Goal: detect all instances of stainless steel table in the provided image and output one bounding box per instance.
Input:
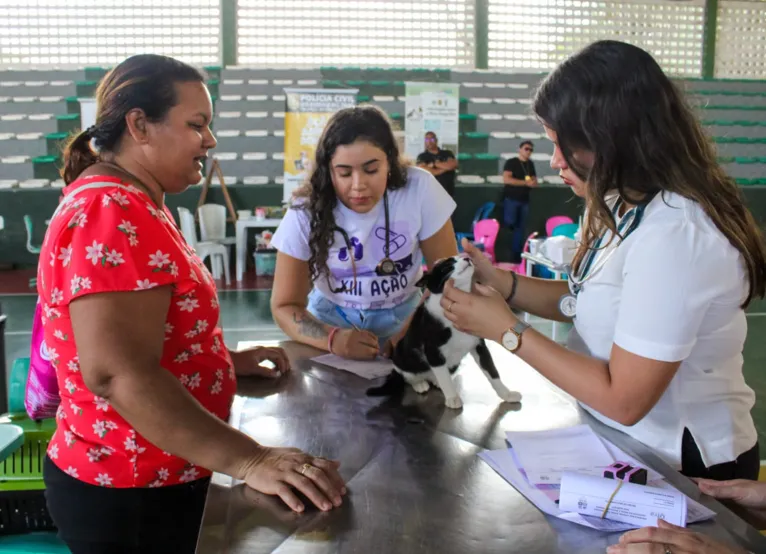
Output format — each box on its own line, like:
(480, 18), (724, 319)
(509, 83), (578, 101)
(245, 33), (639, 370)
(197, 340), (766, 553)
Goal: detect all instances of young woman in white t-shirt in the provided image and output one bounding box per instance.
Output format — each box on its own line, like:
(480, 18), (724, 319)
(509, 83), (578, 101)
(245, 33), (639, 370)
(441, 40), (766, 482)
(271, 106), (458, 359)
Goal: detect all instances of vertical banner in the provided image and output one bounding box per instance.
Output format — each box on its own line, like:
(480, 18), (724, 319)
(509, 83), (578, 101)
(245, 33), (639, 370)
(283, 88), (358, 203)
(404, 82), (460, 161)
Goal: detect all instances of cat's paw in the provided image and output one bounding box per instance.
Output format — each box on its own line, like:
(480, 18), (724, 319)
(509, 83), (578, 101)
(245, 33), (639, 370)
(412, 381), (430, 394)
(445, 396), (463, 410)
(496, 388), (522, 404)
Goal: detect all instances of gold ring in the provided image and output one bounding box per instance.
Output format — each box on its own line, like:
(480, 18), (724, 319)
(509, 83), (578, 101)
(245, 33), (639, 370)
(663, 546), (673, 554)
(299, 463), (312, 476)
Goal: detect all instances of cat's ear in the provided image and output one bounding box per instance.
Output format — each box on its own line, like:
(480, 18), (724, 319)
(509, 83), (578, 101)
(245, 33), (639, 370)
(415, 272), (430, 289)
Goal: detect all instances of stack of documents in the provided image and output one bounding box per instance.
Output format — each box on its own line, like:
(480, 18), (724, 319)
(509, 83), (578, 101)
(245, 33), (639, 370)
(479, 425), (715, 532)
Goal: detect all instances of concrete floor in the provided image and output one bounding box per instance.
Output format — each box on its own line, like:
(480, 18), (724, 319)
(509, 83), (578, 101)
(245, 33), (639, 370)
(2, 290), (766, 455)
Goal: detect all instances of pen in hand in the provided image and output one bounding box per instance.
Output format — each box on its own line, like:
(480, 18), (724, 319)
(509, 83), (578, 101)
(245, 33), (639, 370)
(334, 306), (361, 332)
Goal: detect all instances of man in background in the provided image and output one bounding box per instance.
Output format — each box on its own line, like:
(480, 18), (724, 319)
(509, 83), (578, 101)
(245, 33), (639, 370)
(417, 131), (457, 198)
(502, 140), (537, 263)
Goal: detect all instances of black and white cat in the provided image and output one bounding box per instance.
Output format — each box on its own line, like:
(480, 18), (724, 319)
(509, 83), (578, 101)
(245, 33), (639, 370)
(367, 255), (522, 409)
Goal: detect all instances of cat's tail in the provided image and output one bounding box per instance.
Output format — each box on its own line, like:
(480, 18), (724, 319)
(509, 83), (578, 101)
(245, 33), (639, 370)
(366, 370), (406, 397)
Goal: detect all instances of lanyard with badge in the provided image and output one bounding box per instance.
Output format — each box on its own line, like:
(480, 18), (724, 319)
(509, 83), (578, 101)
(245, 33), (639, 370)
(558, 198), (646, 318)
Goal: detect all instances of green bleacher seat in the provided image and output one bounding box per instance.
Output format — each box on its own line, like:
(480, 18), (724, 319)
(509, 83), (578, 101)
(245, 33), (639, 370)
(706, 105), (766, 111)
(357, 95), (371, 102)
(457, 153), (473, 161)
(474, 153), (500, 161)
(459, 114), (477, 120)
(463, 132), (489, 139)
(346, 80), (365, 87)
(369, 81), (390, 87)
(322, 80), (343, 87)
(32, 155), (56, 164)
(735, 157), (759, 163)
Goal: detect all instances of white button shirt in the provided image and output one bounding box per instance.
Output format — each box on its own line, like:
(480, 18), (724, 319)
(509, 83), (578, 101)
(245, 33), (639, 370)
(567, 191), (757, 468)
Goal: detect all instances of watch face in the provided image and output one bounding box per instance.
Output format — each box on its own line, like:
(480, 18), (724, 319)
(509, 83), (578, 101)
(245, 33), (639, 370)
(502, 330), (520, 352)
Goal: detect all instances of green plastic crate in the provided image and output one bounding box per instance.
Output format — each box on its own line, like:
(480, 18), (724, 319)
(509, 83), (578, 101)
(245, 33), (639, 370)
(0, 532), (70, 552)
(0, 415), (57, 535)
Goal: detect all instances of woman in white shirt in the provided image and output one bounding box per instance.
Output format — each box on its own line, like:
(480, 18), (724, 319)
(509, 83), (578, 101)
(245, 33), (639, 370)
(271, 105), (458, 359)
(442, 40), (766, 481)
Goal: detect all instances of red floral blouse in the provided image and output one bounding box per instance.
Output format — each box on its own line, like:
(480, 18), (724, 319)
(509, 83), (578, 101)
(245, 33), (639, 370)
(37, 176), (236, 488)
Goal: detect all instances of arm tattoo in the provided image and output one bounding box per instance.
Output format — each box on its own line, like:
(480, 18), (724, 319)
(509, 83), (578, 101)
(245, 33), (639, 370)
(292, 311), (328, 339)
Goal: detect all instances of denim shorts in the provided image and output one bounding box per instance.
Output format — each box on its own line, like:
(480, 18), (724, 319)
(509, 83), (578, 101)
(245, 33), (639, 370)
(307, 289), (421, 348)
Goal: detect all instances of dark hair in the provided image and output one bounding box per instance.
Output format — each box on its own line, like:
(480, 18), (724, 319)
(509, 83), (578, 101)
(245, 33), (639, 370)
(520, 140), (534, 149)
(293, 105), (410, 282)
(533, 40), (766, 307)
(61, 54), (206, 184)
(425, 131), (437, 139)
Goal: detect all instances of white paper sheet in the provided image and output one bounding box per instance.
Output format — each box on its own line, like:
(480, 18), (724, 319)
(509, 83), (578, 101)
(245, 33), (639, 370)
(505, 425), (615, 485)
(310, 353), (394, 380)
(559, 472), (687, 528)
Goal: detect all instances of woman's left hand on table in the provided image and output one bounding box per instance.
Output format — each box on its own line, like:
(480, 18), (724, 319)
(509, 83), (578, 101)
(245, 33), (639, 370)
(440, 280), (517, 342)
(231, 346), (291, 379)
(608, 520), (748, 554)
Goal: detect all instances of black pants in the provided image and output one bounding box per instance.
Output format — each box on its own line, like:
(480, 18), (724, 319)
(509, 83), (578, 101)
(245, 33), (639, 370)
(43, 456), (209, 554)
(680, 428), (760, 481)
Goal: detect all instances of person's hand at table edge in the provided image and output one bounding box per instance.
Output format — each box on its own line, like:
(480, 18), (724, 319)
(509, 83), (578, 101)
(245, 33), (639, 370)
(608, 520), (749, 554)
(230, 346), (290, 379)
(242, 446), (347, 513)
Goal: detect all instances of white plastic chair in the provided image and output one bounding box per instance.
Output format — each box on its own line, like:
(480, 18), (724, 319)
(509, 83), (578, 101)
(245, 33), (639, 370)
(177, 207), (231, 285)
(197, 204), (236, 246)
(197, 204), (236, 279)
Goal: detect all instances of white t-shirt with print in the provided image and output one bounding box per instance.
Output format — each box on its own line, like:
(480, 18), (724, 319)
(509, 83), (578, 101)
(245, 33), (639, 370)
(567, 191), (757, 468)
(271, 166), (456, 310)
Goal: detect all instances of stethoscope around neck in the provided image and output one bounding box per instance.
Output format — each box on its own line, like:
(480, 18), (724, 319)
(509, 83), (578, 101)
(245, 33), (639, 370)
(567, 198), (646, 295)
(329, 190), (397, 294)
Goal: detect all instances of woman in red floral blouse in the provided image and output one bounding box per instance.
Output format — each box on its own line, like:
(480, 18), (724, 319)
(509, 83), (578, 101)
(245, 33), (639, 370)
(39, 54), (345, 554)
